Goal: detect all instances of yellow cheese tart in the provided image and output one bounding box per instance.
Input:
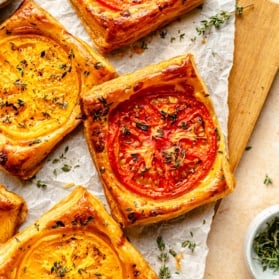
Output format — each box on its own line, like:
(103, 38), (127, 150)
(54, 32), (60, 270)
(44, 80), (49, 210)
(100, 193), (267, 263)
(0, 184), (27, 243)
(0, 0), (117, 179)
(0, 186), (158, 278)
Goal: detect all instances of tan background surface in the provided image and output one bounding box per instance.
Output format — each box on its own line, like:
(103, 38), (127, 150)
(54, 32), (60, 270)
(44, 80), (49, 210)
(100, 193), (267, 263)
(205, 0), (279, 277)
(205, 72), (279, 278)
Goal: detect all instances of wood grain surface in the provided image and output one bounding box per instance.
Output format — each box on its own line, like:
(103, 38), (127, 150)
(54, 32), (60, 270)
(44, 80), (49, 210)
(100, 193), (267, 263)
(228, 0), (279, 170)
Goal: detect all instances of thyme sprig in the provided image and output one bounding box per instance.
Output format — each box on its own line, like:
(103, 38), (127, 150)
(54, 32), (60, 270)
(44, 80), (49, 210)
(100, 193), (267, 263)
(264, 174), (273, 186)
(156, 236), (171, 279)
(253, 216), (279, 272)
(196, 4), (254, 39)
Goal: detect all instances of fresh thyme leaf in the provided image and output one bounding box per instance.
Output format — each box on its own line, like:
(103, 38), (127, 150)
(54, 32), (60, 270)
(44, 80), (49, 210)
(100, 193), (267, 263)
(182, 239), (196, 252)
(61, 164), (72, 172)
(245, 146), (252, 151)
(156, 236), (171, 279)
(159, 265), (171, 279)
(50, 261), (71, 277)
(157, 236), (166, 251)
(169, 249), (177, 257)
(264, 174), (273, 186)
(36, 180), (47, 189)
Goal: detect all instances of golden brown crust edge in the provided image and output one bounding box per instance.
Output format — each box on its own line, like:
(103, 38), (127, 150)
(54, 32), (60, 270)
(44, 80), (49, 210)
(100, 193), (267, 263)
(70, 0), (204, 53)
(0, 184), (27, 243)
(0, 186), (157, 278)
(81, 53), (235, 227)
(0, 0), (117, 179)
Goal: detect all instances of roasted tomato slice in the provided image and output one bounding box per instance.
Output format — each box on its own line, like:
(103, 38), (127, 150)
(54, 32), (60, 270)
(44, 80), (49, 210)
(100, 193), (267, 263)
(108, 89), (218, 200)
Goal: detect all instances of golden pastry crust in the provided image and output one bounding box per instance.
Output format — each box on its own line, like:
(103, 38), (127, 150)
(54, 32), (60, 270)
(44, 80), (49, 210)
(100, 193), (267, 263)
(81, 54), (235, 227)
(0, 184), (27, 243)
(0, 186), (158, 278)
(70, 0), (204, 53)
(0, 0), (117, 180)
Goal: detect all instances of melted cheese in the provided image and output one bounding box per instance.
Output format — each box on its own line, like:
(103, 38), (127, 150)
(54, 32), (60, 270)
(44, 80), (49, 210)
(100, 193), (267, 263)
(17, 231), (123, 278)
(0, 35), (79, 140)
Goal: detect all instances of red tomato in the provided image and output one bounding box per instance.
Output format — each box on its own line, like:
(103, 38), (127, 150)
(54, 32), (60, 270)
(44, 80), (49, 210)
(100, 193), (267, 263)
(108, 89), (217, 200)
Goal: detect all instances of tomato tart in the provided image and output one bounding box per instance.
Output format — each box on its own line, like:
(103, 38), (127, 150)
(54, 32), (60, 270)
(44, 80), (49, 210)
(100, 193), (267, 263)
(0, 184), (27, 243)
(69, 0), (204, 53)
(0, 0), (117, 180)
(81, 54), (235, 227)
(0, 186), (158, 278)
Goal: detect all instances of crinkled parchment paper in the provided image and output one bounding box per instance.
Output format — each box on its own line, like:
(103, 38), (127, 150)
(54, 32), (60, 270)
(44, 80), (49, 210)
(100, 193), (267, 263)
(0, 0), (235, 278)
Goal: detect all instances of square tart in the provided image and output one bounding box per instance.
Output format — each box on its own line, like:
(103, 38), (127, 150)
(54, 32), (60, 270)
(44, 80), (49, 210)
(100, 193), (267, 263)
(69, 0), (204, 53)
(0, 184), (27, 243)
(0, 186), (158, 278)
(81, 54), (235, 227)
(0, 0), (117, 180)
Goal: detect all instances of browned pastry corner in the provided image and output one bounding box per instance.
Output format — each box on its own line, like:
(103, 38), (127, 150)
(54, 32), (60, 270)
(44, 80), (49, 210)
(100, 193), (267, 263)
(0, 186), (158, 278)
(0, 0), (117, 180)
(70, 0), (204, 53)
(81, 53), (235, 227)
(0, 184), (27, 243)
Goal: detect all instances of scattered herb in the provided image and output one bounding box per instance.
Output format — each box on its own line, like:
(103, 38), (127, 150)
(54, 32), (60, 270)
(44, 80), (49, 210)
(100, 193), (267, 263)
(36, 180), (47, 189)
(156, 236), (171, 279)
(14, 79), (27, 91)
(159, 265), (171, 279)
(235, 3), (254, 16)
(94, 62), (103, 70)
(34, 222), (40, 231)
(52, 220), (65, 229)
(61, 164), (72, 172)
(140, 40), (148, 49)
(50, 261), (71, 277)
(78, 268), (87, 274)
(169, 249), (177, 257)
(159, 29), (168, 39)
(28, 139), (42, 146)
(245, 146), (252, 151)
(253, 216), (279, 272)
(136, 122), (149, 131)
(195, 4), (254, 40)
(182, 239), (196, 252)
(264, 175), (273, 186)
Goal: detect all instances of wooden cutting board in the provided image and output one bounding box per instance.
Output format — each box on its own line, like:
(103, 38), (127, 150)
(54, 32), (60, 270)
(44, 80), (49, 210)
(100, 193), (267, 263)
(228, 0), (279, 170)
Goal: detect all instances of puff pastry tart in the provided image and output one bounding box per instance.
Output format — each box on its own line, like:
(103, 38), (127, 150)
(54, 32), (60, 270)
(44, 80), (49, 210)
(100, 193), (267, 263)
(81, 54), (235, 227)
(0, 186), (157, 278)
(70, 0), (204, 53)
(0, 0), (117, 179)
(0, 184), (27, 243)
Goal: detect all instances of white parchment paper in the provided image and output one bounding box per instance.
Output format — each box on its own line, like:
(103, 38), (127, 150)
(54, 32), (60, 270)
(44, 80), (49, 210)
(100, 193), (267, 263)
(0, 0), (235, 278)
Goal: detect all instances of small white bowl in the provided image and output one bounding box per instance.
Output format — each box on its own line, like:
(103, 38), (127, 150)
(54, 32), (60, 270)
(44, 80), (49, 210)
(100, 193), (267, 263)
(244, 205), (279, 279)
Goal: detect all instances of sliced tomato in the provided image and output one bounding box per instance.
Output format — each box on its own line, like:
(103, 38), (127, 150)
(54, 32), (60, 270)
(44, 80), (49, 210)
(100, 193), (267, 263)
(108, 89), (218, 200)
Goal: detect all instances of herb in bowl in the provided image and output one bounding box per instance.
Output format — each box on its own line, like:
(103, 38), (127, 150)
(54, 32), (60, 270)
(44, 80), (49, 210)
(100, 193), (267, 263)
(253, 216), (279, 272)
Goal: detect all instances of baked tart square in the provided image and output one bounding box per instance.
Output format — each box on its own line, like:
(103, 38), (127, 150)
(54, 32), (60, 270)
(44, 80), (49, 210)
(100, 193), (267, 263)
(81, 53), (235, 227)
(69, 0), (204, 53)
(0, 0), (117, 179)
(0, 183), (27, 243)
(0, 186), (158, 278)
